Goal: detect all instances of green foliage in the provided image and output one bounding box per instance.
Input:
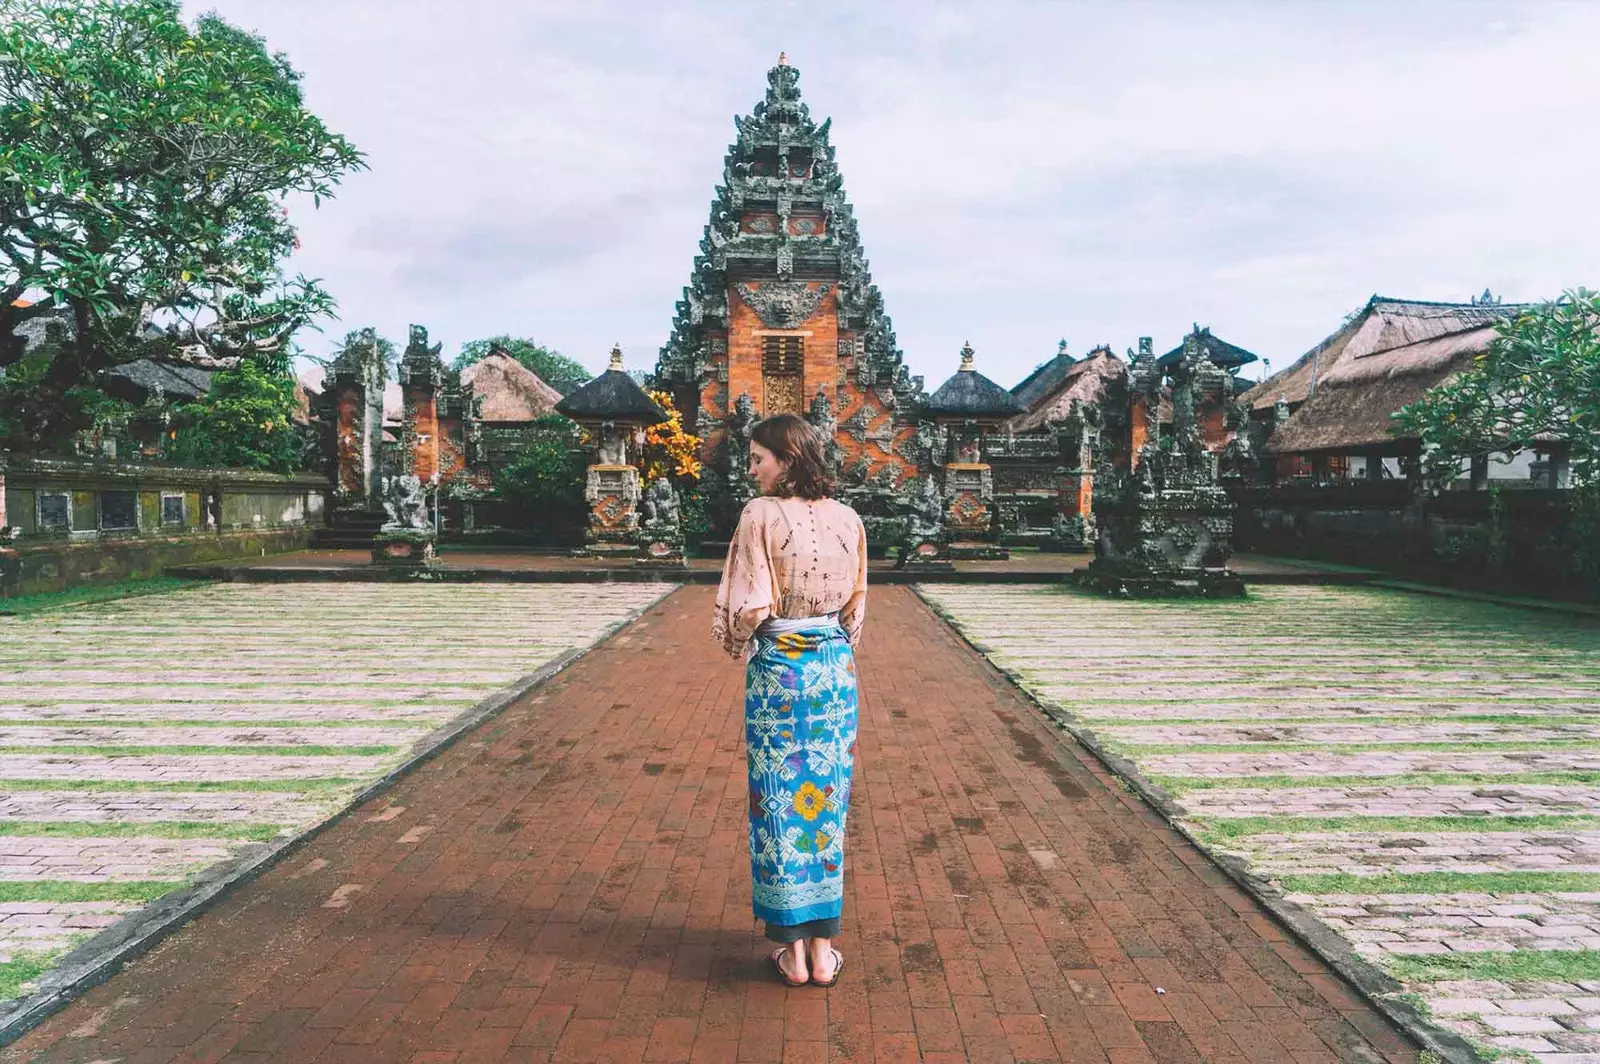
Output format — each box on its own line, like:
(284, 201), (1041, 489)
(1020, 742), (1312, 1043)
(0, 0), (364, 448)
(455, 336), (592, 395)
(168, 360), (302, 472)
(0, 575), (190, 616)
(495, 415), (585, 520)
(335, 328), (396, 367)
(1396, 288), (1600, 483)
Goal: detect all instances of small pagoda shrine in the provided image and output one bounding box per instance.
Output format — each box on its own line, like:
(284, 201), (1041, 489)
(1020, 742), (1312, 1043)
(556, 346), (668, 559)
(921, 343), (1025, 560)
(652, 55), (929, 548)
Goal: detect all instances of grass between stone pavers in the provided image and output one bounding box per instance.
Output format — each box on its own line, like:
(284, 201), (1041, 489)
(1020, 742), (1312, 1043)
(0, 882), (177, 903)
(0, 951), (59, 1003)
(0, 821), (283, 841)
(1150, 771), (1600, 793)
(1196, 814), (1600, 840)
(0, 744), (399, 757)
(1111, 739), (1600, 755)
(0, 577), (195, 618)
(0, 718), (442, 729)
(1384, 948), (1600, 984)
(1080, 714), (1600, 727)
(0, 778), (360, 793)
(1278, 871), (1600, 895)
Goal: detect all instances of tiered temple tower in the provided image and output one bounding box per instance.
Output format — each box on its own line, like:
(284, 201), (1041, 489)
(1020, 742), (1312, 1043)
(654, 56), (926, 537)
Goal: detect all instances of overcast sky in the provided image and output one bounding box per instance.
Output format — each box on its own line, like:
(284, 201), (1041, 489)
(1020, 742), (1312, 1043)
(196, 0), (1600, 390)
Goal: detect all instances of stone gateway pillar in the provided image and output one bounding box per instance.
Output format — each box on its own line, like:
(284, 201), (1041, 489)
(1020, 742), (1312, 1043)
(328, 328), (386, 507)
(398, 324), (444, 485)
(556, 346), (669, 560)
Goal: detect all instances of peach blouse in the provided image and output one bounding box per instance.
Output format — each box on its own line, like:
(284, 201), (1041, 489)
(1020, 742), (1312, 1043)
(712, 496), (869, 659)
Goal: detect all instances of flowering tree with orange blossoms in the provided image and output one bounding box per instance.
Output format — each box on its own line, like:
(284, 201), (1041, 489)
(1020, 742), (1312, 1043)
(641, 390), (701, 483)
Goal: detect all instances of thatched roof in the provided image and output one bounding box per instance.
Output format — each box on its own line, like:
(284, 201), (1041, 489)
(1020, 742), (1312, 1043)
(1254, 296), (1522, 454)
(1009, 348), (1127, 432)
(100, 359), (213, 402)
(461, 351), (562, 422)
(1243, 296), (1519, 414)
(1011, 341), (1077, 411)
(556, 347), (666, 423)
(1159, 326), (1259, 369)
(923, 344), (1025, 419)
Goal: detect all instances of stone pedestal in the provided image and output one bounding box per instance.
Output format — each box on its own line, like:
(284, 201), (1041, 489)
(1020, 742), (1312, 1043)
(371, 529), (437, 567)
(944, 462), (1008, 561)
(896, 537), (955, 573)
(1078, 448), (1244, 598)
(579, 463), (642, 559)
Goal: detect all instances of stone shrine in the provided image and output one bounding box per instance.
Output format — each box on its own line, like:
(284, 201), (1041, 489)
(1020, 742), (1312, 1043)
(921, 343), (1024, 559)
(1079, 334), (1244, 596)
(556, 346), (668, 559)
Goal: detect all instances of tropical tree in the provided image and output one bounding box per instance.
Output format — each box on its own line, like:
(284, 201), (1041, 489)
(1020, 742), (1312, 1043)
(1395, 288), (1600, 483)
(167, 360), (302, 472)
(454, 336), (592, 395)
(0, 0), (364, 448)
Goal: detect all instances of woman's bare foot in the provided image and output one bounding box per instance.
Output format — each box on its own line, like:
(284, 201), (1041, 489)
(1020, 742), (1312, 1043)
(774, 941), (808, 986)
(808, 937), (839, 985)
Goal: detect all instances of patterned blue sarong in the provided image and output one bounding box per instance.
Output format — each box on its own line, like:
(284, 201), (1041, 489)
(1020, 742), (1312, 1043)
(745, 620), (858, 929)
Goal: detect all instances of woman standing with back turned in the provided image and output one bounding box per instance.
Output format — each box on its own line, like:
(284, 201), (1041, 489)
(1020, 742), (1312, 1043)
(713, 413), (868, 988)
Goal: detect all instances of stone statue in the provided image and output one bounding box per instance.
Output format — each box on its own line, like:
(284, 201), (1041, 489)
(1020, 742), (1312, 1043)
(905, 476), (945, 543)
(380, 473), (430, 532)
(806, 389), (840, 473)
(641, 477), (681, 527)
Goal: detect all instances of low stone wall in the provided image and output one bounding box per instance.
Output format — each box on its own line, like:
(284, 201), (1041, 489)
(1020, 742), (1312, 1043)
(1228, 482), (1587, 598)
(0, 455), (329, 597)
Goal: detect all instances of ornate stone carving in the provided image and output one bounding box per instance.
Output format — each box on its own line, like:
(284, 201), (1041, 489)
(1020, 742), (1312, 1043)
(735, 282), (829, 328)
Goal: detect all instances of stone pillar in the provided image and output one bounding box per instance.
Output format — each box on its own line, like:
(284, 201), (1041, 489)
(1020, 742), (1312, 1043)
(398, 325), (444, 485)
(943, 435), (1006, 560)
(582, 429), (644, 558)
(1469, 453), (1489, 491)
(328, 328), (386, 507)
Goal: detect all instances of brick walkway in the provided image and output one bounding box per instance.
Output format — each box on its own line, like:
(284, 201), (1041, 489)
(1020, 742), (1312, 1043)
(5, 587), (1415, 1063)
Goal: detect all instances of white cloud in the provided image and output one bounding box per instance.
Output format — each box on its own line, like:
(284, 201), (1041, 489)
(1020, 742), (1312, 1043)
(197, 0), (1600, 387)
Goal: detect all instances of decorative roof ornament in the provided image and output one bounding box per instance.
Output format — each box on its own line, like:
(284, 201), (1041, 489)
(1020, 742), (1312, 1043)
(778, 51), (788, 66)
(609, 343), (624, 371)
(923, 342), (1025, 420)
(1471, 287), (1503, 306)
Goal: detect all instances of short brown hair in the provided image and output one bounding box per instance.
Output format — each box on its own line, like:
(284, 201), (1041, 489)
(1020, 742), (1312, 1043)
(750, 413), (833, 500)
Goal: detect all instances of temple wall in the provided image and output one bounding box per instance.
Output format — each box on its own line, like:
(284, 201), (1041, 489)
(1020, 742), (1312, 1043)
(1229, 482), (1591, 600)
(404, 385), (439, 482)
(0, 456), (326, 597)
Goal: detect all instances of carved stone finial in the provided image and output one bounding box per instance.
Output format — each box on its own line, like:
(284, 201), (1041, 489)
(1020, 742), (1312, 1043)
(1057, 338), (1069, 357)
(609, 344), (624, 371)
(778, 51), (788, 66)
(959, 341), (975, 372)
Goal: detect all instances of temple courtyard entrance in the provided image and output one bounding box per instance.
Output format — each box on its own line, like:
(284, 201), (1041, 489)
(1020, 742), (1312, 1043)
(1, 580), (1596, 1062)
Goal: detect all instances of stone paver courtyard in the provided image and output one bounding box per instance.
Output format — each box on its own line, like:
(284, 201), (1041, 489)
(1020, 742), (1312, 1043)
(5, 585), (1419, 1063)
(0, 583), (670, 1000)
(922, 584), (1600, 1063)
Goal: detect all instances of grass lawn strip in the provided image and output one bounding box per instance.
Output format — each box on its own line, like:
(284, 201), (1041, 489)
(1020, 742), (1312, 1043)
(1196, 815), (1600, 840)
(0, 822), (282, 841)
